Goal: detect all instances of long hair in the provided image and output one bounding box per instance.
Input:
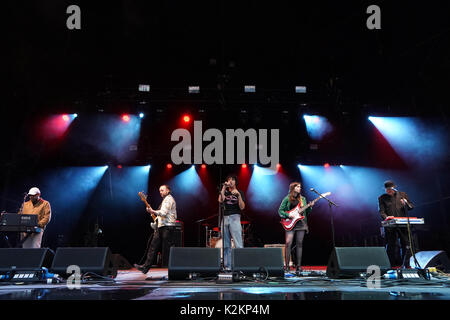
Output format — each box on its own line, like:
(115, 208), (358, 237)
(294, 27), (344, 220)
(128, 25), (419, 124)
(288, 182), (301, 204)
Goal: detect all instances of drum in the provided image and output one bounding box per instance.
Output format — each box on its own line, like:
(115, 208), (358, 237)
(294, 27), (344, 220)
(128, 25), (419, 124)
(209, 236), (221, 248)
(214, 237), (235, 251)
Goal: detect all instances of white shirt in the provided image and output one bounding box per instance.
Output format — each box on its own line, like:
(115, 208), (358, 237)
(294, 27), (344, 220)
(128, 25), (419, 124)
(154, 194), (177, 228)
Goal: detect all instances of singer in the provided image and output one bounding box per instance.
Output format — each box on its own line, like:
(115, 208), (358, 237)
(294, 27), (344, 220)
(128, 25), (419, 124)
(378, 180), (414, 267)
(18, 187), (52, 248)
(218, 174), (245, 270)
(278, 182), (314, 275)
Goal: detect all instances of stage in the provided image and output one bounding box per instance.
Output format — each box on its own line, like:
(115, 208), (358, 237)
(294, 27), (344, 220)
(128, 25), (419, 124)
(1, 267), (450, 301)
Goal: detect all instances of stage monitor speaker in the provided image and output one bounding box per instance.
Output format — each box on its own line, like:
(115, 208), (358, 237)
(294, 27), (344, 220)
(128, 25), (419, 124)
(232, 248), (284, 278)
(326, 247), (391, 279)
(168, 247), (220, 280)
(51, 247), (117, 278)
(0, 248), (54, 272)
(410, 251), (450, 272)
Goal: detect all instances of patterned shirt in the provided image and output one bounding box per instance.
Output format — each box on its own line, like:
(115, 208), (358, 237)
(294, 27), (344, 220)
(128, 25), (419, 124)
(154, 194), (177, 228)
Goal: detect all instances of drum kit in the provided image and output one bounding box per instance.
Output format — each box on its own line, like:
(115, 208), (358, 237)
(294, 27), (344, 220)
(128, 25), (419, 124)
(203, 220), (251, 249)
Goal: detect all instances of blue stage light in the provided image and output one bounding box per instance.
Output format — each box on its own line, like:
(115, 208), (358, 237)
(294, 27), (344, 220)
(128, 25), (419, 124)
(368, 116), (448, 167)
(303, 115), (333, 140)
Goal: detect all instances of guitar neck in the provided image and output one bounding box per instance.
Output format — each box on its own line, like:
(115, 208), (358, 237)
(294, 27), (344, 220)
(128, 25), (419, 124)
(140, 195), (157, 221)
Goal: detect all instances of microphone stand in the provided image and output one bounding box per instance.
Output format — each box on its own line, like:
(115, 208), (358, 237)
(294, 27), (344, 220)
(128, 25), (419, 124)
(311, 188), (338, 248)
(401, 198), (422, 271)
(217, 169), (226, 271)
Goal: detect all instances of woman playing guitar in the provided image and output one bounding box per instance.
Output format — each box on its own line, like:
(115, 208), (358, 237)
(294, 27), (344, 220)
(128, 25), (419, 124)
(278, 182), (316, 275)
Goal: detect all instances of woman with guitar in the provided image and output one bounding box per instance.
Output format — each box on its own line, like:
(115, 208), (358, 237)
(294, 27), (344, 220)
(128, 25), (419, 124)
(278, 182), (318, 275)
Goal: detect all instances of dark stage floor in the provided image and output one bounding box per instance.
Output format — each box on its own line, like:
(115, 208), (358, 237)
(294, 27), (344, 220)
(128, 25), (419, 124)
(1, 267), (450, 300)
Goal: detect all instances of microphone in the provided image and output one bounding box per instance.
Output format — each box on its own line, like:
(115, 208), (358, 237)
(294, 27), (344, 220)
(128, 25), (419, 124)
(391, 187), (398, 192)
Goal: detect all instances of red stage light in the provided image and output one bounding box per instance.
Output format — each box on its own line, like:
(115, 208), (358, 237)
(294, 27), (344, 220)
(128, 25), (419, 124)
(324, 163), (330, 168)
(276, 163), (281, 169)
(62, 115), (70, 122)
(122, 114), (130, 122)
(201, 164), (206, 169)
(183, 115), (191, 123)
(117, 165), (122, 169)
(241, 164), (247, 169)
(166, 163), (173, 169)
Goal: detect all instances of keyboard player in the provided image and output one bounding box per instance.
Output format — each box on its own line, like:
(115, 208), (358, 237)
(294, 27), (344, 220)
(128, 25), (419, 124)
(18, 187), (52, 248)
(378, 180), (414, 267)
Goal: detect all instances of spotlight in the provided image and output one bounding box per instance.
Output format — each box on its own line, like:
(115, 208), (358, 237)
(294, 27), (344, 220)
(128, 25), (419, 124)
(183, 115), (191, 123)
(241, 164), (247, 169)
(244, 85), (256, 93)
(166, 163), (173, 169)
(117, 165), (123, 169)
(73, 113), (78, 118)
(138, 84), (150, 92)
(276, 163), (281, 170)
(139, 113), (144, 119)
(295, 86), (307, 93)
(122, 114), (130, 122)
(188, 86), (200, 94)
(324, 163), (330, 168)
(201, 164), (206, 169)
(62, 115), (70, 122)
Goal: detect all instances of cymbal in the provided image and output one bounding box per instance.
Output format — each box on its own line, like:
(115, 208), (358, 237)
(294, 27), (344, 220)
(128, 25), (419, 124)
(240, 221), (250, 225)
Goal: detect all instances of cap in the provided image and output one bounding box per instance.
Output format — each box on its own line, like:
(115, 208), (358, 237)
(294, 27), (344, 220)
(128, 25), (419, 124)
(384, 180), (396, 189)
(28, 187), (41, 196)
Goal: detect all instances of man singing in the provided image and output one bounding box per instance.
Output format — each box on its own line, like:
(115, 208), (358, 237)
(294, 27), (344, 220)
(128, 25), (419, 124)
(134, 185), (177, 274)
(218, 174), (245, 270)
(19, 187), (52, 248)
(378, 180), (414, 267)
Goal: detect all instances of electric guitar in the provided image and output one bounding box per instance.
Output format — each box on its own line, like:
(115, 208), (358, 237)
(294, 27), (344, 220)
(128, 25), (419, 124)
(280, 192), (331, 231)
(138, 191), (158, 230)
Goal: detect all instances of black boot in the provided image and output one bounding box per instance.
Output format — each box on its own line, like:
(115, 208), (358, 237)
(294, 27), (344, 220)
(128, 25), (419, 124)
(134, 264), (150, 274)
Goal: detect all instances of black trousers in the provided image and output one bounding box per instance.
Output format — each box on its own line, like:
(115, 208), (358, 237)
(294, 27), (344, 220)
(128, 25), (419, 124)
(144, 226), (175, 268)
(385, 227), (411, 267)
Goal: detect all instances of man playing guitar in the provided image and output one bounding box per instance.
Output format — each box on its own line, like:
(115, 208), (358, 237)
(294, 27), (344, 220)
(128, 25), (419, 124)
(134, 185), (177, 274)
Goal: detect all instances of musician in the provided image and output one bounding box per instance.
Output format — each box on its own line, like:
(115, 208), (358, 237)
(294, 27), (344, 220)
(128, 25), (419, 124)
(378, 180), (414, 267)
(218, 174), (245, 270)
(278, 182), (314, 274)
(19, 187), (52, 248)
(134, 185), (177, 274)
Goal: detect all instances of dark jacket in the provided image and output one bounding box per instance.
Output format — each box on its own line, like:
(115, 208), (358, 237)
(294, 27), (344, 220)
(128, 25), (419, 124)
(378, 191), (414, 220)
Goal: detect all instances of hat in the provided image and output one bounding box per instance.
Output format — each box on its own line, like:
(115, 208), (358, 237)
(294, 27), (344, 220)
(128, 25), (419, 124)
(384, 180), (396, 189)
(28, 187), (41, 196)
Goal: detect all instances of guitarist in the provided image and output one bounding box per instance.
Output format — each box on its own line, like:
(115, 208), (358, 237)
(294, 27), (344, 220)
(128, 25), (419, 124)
(134, 185), (177, 274)
(278, 182), (315, 275)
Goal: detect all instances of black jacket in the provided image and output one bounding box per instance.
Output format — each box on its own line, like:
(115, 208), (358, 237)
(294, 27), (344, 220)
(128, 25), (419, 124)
(378, 191), (414, 220)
